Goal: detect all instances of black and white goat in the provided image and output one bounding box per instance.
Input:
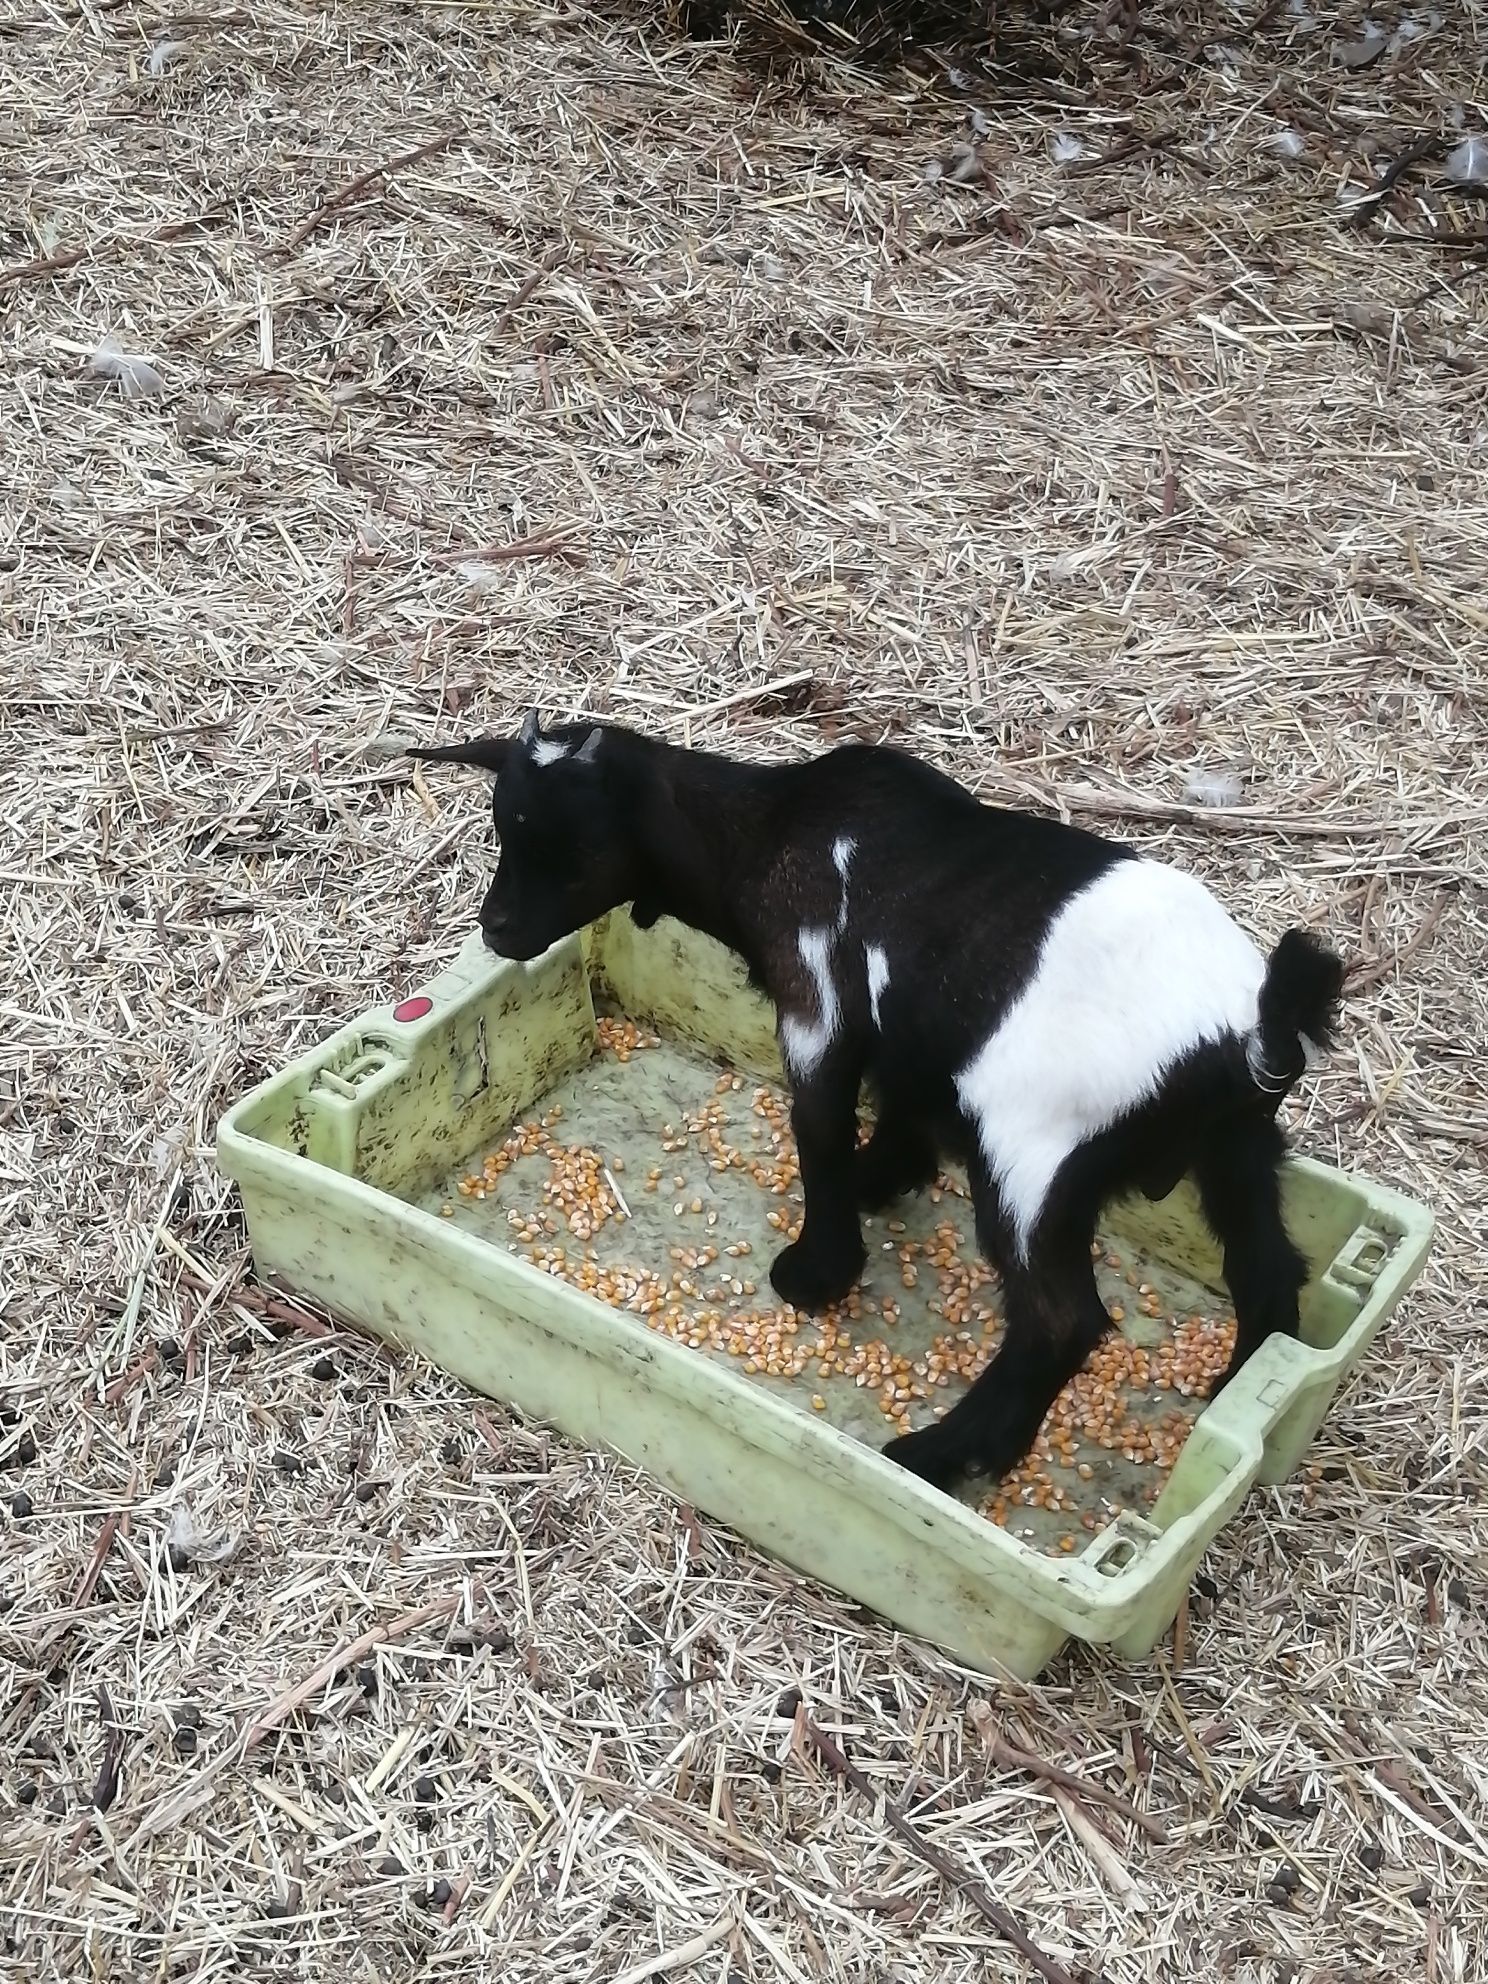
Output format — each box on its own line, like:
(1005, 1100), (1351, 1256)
(413, 714), (1344, 1493)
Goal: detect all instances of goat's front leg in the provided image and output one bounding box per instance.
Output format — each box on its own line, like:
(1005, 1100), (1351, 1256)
(769, 1048), (867, 1312)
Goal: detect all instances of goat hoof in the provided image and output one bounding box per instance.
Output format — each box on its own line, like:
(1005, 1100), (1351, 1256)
(768, 1238), (864, 1313)
(854, 1139), (936, 1212)
(880, 1426), (967, 1492)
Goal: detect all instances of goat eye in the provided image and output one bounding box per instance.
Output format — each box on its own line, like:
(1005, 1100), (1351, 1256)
(514, 811), (526, 825)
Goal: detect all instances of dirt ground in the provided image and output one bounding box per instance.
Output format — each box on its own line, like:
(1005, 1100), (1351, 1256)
(2, 2), (1485, 1981)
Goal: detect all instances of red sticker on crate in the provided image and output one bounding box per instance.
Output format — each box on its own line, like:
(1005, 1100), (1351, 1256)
(392, 996), (432, 1023)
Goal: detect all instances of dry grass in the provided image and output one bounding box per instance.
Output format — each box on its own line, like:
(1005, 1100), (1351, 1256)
(2, 1), (1486, 1979)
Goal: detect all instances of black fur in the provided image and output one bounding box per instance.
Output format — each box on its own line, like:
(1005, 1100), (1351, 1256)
(1253, 928), (1346, 1091)
(413, 718), (1344, 1494)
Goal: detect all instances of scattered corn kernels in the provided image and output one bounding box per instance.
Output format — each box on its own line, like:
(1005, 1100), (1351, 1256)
(445, 1025), (1235, 1555)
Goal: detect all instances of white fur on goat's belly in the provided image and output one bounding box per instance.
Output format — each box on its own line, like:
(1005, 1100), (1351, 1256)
(957, 859), (1267, 1259)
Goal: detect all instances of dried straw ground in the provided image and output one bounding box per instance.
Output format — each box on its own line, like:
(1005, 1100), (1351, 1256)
(3, 2), (1486, 1980)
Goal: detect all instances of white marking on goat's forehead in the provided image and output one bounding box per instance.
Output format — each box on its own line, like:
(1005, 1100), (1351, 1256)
(866, 944), (890, 1029)
(782, 925), (841, 1078)
(954, 859), (1266, 1259)
(529, 736), (568, 766)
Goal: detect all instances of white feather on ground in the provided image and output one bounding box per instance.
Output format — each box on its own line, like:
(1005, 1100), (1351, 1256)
(1183, 768), (1248, 809)
(1445, 136), (1488, 187)
(145, 38), (189, 76)
(87, 335), (166, 400)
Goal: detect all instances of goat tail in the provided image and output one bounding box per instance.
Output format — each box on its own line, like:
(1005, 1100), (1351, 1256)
(1246, 929), (1346, 1097)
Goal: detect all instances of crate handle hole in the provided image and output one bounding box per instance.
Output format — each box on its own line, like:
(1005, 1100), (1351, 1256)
(1097, 1538), (1138, 1577)
(312, 1047), (397, 1100)
(1330, 1224), (1397, 1295)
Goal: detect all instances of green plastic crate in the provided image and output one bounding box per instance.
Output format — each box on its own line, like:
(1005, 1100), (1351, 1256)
(215, 912), (1433, 1679)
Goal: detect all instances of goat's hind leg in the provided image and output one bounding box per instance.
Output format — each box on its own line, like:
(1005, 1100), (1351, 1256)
(1195, 1113), (1306, 1393)
(855, 1093), (939, 1211)
(883, 1184), (1111, 1493)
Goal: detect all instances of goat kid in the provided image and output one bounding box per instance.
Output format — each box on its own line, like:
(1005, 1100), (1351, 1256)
(413, 713), (1344, 1494)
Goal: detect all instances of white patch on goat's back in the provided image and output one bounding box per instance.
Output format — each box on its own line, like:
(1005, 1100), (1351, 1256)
(780, 925), (840, 1077)
(866, 944), (890, 1029)
(529, 736), (568, 766)
(831, 836), (855, 934)
(956, 860), (1266, 1259)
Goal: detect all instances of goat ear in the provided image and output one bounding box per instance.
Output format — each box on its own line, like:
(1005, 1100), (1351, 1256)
(574, 728), (602, 766)
(518, 708), (542, 753)
(408, 737), (511, 778)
